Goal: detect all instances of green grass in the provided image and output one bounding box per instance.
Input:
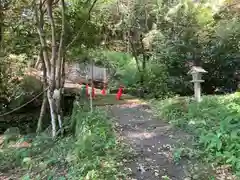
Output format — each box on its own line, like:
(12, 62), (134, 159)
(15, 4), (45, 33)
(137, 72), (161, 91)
(0, 104), (132, 179)
(151, 93), (240, 177)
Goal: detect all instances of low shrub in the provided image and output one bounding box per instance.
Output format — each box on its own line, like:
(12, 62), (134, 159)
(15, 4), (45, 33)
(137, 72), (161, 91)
(152, 93), (240, 176)
(0, 103), (130, 179)
(68, 103), (128, 179)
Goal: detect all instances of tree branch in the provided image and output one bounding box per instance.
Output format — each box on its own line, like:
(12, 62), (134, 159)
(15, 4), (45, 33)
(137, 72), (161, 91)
(33, 0), (51, 76)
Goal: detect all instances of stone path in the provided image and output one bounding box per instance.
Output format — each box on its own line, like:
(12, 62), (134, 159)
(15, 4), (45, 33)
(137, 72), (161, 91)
(109, 103), (193, 180)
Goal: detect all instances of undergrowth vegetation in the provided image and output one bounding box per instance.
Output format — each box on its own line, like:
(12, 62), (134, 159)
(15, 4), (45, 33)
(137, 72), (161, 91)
(0, 103), (130, 179)
(152, 93), (240, 177)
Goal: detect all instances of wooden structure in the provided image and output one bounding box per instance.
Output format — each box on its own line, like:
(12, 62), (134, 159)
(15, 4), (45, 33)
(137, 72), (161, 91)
(188, 66), (207, 102)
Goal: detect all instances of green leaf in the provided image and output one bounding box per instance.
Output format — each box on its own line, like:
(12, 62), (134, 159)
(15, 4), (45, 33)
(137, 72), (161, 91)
(231, 130), (240, 140)
(21, 174), (31, 180)
(216, 139), (222, 151)
(236, 161), (240, 170)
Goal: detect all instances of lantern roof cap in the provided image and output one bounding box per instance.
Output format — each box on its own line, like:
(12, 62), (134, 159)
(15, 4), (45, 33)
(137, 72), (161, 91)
(188, 66), (207, 74)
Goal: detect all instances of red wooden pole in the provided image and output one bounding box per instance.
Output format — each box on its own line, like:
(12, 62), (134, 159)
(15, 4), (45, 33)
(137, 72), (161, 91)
(101, 84), (106, 95)
(116, 86), (123, 100)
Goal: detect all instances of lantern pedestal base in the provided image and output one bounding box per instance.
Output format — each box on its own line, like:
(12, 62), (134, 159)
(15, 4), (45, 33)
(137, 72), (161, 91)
(194, 82), (202, 102)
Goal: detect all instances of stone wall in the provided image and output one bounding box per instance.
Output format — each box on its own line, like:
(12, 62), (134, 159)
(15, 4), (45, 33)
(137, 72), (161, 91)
(65, 63), (107, 83)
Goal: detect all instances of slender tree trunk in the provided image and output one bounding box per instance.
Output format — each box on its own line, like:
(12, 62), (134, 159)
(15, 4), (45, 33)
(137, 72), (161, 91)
(34, 0), (67, 138)
(235, 70), (240, 92)
(90, 59), (93, 113)
(46, 2), (57, 91)
(46, 0), (59, 138)
(47, 90), (57, 137)
(37, 50), (47, 134)
(37, 91), (47, 133)
(0, 2), (3, 46)
(34, 0), (50, 76)
(0, 19), (2, 44)
(140, 54), (146, 85)
(34, 0), (57, 138)
(55, 0), (66, 135)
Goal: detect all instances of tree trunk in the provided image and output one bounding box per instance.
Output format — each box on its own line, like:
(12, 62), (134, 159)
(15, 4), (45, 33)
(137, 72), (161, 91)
(55, 0), (66, 135)
(0, 2), (3, 46)
(46, 1), (57, 83)
(47, 90), (57, 137)
(140, 54), (147, 86)
(37, 50), (48, 133)
(34, 0), (58, 138)
(235, 71), (240, 92)
(0, 21), (2, 44)
(34, 0), (67, 138)
(46, 0), (59, 138)
(139, 54), (149, 98)
(37, 92), (47, 133)
(34, 0), (50, 76)
(37, 49), (48, 133)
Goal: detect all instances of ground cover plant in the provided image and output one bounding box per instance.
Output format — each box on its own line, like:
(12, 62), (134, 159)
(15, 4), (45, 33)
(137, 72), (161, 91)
(151, 93), (240, 177)
(0, 103), (131, 179)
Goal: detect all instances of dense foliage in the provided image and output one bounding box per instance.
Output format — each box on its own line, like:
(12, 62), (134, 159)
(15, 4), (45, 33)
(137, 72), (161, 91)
(0, 106), (131, 179)
(1, 0), (240, 100)
(94, 0), (240, 97)
(152, 93), (240, 176)
(1, 0), (240, 178)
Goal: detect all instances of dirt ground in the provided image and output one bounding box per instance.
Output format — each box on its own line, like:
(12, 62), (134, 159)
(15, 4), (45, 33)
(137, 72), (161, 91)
(108, 103), (196, 180)
(108, 102), (238, 180)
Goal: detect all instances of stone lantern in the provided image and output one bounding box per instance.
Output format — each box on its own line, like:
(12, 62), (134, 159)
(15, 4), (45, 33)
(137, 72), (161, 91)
(188, 66), (207, 102)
